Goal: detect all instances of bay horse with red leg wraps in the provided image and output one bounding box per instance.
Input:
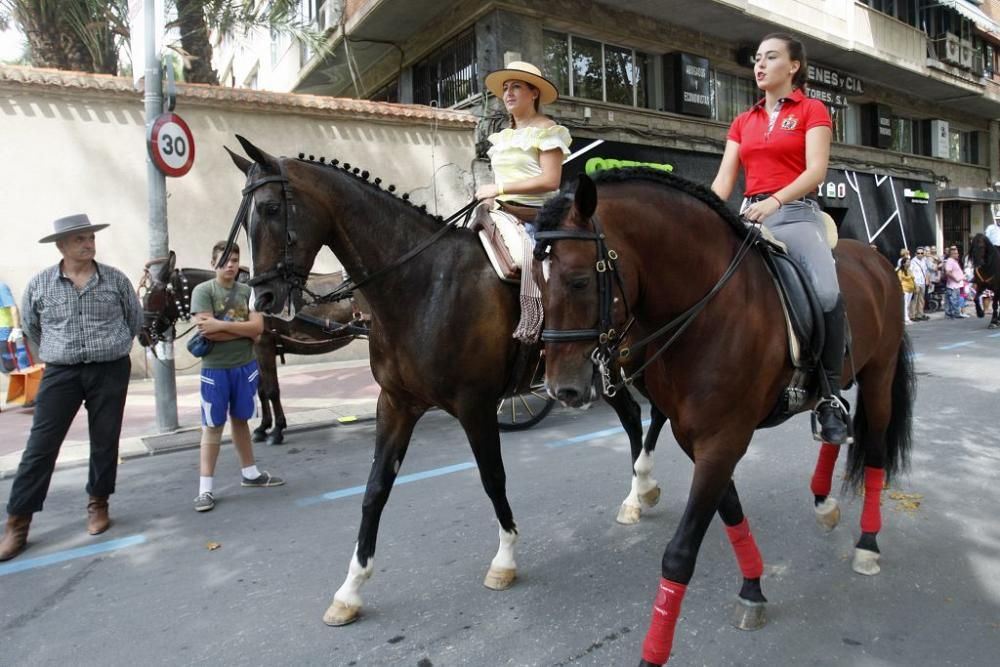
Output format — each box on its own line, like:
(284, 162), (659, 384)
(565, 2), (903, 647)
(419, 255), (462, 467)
(223, 136), (668, 627)
(532, 168), (914, 666)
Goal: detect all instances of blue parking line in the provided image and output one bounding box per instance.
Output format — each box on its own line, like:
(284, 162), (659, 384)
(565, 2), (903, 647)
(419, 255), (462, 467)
(296, 461), (478, 507)
(938, 341), (974, 350)
(547, 418), (653, 449)
(0, 534), (146, 577)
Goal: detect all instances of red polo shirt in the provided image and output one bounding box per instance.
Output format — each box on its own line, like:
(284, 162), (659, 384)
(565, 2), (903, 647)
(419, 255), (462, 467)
(727, 88), (831, 197)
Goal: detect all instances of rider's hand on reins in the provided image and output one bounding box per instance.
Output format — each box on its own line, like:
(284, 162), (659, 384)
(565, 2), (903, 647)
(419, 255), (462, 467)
(475, 183), (500, 202)
(742, 196), (781, 223)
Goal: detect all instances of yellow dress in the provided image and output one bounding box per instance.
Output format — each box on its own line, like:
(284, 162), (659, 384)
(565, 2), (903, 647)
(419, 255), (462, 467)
(487, 125), (572, 207)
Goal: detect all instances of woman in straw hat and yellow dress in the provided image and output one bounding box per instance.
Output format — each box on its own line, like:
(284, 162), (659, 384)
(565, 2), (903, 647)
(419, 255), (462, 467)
(475, 61), (571, 343)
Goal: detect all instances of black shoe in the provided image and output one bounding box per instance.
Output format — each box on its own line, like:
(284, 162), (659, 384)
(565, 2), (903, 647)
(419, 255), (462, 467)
(816, 399), (851, 445)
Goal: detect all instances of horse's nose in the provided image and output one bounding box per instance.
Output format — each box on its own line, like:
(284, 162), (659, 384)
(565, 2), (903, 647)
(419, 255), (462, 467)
(555, 386), (582, 405)
(254, 289), (275, 313)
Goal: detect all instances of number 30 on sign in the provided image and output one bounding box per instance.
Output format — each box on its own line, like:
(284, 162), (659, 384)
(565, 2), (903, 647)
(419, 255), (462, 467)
(148, 112), (196, 177)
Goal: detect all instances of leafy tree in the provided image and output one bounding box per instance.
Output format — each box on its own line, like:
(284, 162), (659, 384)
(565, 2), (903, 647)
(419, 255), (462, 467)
(0, 1), (325, 84)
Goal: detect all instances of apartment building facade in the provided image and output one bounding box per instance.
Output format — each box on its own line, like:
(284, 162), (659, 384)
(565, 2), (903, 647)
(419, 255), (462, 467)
(216, 0), (1000, 254)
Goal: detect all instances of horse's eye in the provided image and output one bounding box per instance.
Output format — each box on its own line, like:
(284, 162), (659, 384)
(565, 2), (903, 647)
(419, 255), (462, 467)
(264, 202), (281, 216)
(569, 276), (590, 290)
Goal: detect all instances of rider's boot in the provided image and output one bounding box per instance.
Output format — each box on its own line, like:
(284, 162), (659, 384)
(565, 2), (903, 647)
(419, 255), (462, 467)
(817, 296), (850, 445)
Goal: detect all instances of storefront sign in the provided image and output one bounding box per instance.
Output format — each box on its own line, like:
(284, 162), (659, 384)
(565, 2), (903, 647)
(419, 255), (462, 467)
(807, 64), (864, 95)
(904, 188), (930, 204)
(807, 87), (848, 108)
(665, 52), (712, 118)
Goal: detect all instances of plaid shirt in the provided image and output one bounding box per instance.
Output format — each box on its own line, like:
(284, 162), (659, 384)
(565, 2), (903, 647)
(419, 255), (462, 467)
(21, 261), (142, 365)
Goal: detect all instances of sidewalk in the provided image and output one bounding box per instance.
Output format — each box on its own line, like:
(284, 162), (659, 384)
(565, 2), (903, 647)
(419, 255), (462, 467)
(0, 357), (380, 479)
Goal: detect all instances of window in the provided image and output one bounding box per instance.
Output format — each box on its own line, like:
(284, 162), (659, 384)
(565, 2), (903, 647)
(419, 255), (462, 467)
(413, 29), (478, 107)
(712, 70), (757, 124)
(950, 128), (980, 164)
(370, 79), (399, 103)
(891, 116), (916, 154)
(542, 31), (652, 108)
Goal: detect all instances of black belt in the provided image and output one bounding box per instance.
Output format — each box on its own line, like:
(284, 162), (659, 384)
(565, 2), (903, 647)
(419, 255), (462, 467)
(745, 192), (818, 205)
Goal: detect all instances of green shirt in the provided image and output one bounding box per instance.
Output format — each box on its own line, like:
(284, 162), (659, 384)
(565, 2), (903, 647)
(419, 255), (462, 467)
(189, 280), (255, 369)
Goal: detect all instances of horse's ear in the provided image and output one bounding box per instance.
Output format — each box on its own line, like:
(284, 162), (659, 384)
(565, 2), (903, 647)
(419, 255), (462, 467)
(235, 135), (280, 173)
(574, 174), (597, 223)
(155, 251), (175, 282)
(225, 145), (253, 175)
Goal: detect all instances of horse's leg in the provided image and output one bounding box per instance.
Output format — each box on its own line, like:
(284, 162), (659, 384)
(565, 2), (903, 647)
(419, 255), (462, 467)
(849, 372), (892, 577)
(639, 446), (743, 667)
(324, 391), (425, 626)
(810, 442), (842, 531)
(717, 480), (768, 631)
(456, 403), (519, 590)
(252, 339), (274, 443)
(991, 296), (1000, 328)
(259, 337), (287, 445)
(605, 391), (662, 525)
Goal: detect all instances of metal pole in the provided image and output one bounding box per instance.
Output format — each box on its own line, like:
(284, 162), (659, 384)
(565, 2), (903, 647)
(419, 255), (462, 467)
(144, 0), (178, 432)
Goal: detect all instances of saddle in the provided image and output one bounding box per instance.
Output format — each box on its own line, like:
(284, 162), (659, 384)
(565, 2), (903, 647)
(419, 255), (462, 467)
(472, 202), (538, 283)
(754, 214), (848, 429)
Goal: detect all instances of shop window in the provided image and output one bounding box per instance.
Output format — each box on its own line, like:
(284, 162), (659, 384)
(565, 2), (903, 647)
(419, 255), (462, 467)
(413, 29), (478, 107)
(712, 70), (757, 124)
(542, 31), (652, 108)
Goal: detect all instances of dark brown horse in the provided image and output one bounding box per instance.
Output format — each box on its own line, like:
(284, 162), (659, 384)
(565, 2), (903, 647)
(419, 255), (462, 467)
(533, 169), (914, 666)
(224, 136), (667, 627)
(970, 233), (1000, 328)
(137, 252), (366, 444)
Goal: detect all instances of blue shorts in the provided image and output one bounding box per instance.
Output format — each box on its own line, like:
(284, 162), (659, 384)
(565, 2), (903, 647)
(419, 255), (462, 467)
(200, 360), (259, 427)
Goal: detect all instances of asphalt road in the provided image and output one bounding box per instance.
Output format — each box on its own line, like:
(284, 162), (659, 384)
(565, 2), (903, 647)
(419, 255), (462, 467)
(1, 316), (999, 666)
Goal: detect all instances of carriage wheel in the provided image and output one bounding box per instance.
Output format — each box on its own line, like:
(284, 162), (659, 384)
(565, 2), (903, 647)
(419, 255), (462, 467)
(497, 383), (555, 431)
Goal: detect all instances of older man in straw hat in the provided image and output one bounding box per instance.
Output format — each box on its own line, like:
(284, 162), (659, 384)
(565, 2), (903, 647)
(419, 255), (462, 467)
(0, 214), (142, 562)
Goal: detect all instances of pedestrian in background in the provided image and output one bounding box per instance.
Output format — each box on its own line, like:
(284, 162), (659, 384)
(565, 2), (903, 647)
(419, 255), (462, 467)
(0, 280), (31, 371)
(0, 214), (142, 562)
(897, 257), (916, 325)
(944, 245), (968, 319)
(190, 241), (283, 513)
(910, 247), (928, 321)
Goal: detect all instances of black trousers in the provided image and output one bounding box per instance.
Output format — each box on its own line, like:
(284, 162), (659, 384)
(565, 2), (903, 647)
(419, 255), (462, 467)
(6, 357), (131, 515)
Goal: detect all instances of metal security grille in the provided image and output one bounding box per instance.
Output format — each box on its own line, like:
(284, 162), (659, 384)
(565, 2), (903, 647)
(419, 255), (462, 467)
(413, 29), (478, 107)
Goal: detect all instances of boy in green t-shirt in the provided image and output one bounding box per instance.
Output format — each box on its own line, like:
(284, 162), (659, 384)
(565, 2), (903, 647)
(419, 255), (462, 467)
(189, 242), (284, 512)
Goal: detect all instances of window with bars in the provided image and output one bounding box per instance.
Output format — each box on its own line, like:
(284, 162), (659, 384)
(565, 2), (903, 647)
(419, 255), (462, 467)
(542, 31), (651, 108)
(369, 79), (400, 103)
(412, 29), (478, 107)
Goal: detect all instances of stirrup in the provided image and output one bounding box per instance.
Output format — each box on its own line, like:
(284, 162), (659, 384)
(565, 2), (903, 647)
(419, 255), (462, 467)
(811, 396), (854, 445)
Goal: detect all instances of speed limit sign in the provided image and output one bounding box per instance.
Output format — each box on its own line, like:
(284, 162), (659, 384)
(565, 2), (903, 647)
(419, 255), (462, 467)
(147, 112), (196, 177)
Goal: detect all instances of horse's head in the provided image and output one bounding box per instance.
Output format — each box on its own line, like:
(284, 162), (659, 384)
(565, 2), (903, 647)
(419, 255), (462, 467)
(137, 251), (177, 347)
(226, 135), (325, 317)
(970, 233), (990, 269)
(534, 174), (625, 407)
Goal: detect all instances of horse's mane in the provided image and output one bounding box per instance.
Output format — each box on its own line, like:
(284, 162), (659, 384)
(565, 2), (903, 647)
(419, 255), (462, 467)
(292, 153), (450, 225)
(535, 167), (746, 237)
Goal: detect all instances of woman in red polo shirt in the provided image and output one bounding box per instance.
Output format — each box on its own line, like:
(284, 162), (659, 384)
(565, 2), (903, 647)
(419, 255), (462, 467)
(711, 32), (849, 445)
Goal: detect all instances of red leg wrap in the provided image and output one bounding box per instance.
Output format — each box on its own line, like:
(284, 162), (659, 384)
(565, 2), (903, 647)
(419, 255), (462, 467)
(724, 517), (764, 579)
(641, 578), (688, 665)
(861, 467), (885, 533)
(810, 443), (840, 497)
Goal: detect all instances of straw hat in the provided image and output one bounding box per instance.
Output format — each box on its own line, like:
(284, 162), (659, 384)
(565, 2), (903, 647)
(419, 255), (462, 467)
(39, 213), (109, 243)
(484, 61), (559, 105)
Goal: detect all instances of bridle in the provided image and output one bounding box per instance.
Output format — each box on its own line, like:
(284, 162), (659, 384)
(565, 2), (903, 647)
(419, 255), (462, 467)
(137, 259), (198, 347)
(534, 205), (761, 396)
(224, 157), (481, 309)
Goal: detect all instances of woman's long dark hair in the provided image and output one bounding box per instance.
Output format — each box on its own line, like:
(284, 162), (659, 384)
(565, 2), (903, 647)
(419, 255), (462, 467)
(762, 32), (808, 90)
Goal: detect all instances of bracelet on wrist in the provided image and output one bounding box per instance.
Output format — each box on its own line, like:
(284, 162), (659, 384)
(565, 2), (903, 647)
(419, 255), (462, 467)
(496, 183), (505, 196)
(770, 194), (783, 207)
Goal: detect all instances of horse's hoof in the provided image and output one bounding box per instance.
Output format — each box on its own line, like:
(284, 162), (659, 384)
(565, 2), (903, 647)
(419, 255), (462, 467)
(616, 502), (641, 525)
(852, 548), (880, 576)
(483, 566), (516, 590)
(267, 433), (285, 445)
(730, 597), (767, 631)
(251, 430), (267, 443)
(814, 497), (841, 532)
(639, 484), (661, 508)
(323, 598), (361, 626)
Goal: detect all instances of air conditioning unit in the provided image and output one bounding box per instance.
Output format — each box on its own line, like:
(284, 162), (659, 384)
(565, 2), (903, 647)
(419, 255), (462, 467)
(960, 40), (974, 69)
(942, 32), (962, 65)
(930, 120), (950, 159)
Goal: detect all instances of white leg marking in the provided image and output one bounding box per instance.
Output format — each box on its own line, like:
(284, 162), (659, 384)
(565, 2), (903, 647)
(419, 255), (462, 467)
(633, 449), (658, 500)
(334, 543), (374, 607)
(490, 524), (518, 571)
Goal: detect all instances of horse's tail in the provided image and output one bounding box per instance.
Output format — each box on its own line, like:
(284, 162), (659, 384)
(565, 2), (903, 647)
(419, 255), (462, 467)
(844, 332), (916, 491)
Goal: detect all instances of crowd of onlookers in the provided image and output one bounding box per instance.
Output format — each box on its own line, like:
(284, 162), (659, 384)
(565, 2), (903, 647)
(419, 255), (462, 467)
(892, 244), (989, 324)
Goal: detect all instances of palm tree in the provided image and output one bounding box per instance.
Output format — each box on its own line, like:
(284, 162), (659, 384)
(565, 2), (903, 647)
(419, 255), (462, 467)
(0, 1), (325, 84)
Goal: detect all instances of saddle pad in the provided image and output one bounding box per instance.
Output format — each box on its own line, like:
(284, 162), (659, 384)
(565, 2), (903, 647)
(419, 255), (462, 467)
(472, 206), (526, 283)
